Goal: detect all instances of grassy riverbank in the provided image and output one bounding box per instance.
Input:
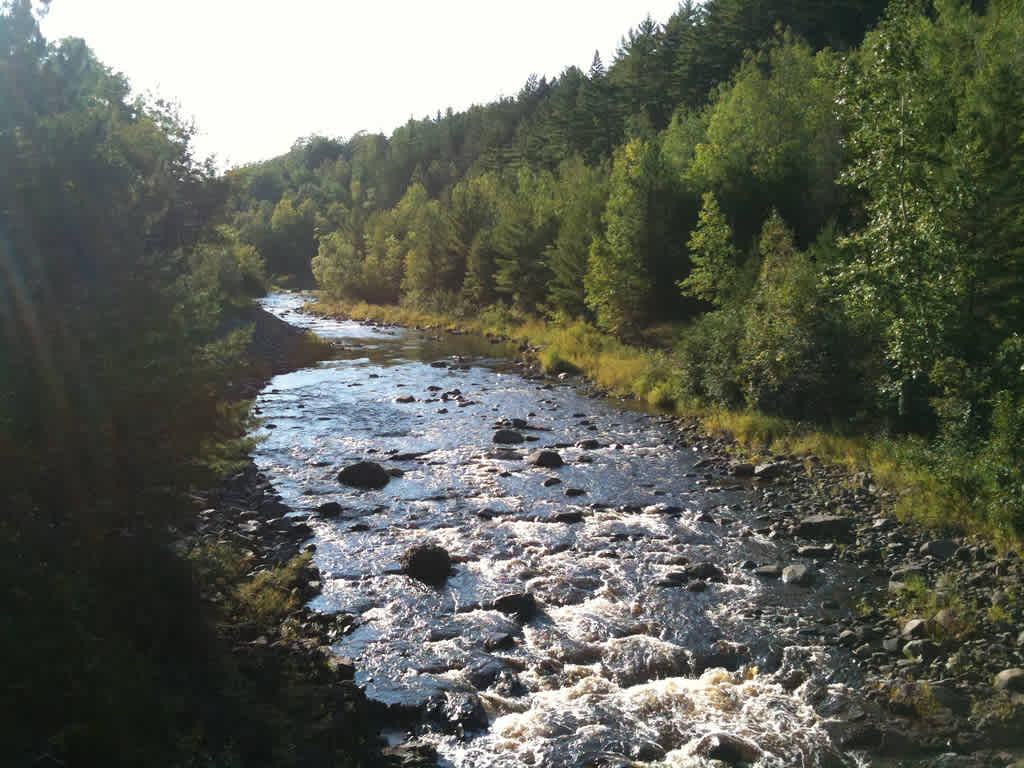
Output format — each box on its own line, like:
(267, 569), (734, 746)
(312, 296), (1022, 551)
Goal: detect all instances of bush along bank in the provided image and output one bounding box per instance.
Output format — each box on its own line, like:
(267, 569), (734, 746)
(311, 296), (1024, 764)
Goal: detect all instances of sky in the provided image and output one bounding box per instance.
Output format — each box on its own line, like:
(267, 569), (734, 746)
(41, 0), (684, 168)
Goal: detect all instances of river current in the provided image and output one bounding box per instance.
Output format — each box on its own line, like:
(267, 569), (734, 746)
(252, 293), (871, 768)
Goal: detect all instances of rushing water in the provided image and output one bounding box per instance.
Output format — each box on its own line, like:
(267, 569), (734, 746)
(252, 293), (871, 768)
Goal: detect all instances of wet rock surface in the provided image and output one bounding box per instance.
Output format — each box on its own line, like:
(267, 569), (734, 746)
(337, 460), (391, 489)
(249, 294), (1024, 768)
(400, 544), (452, 587)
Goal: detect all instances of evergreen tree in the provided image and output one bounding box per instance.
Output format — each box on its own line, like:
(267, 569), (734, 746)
(585, 138), (665, 337)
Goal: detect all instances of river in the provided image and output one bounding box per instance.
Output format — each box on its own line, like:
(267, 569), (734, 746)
(252, 293), (871, 768)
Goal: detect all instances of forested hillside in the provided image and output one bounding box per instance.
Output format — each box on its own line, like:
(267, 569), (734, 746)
(228, 0), (1024, 542)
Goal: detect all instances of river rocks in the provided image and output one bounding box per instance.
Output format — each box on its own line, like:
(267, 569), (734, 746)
(994, 668), (1024, 692)
(693, 640), (748, 673)
(643, 503), (683, 515)
(754, 461), (787, 480)
(381, 741), (439, 767)
(782, 564), (815, 586)
(903, 639), (940, 662)
(390, 451), (429, 461)
(316, 501), (343, 517)
(920, 539), (958, 560)
(695, 732), (762, 765)
(395, 394), (417, 403)
(400, 544), (452, 587)
(424, 691), (488, 736)
(492, 429), (525, 444)
(576, 438), (601, 450)
(492, 592), (538, 623)
(797, 544), (835, 559)
(901, 618), (930, 639)
(552, 510), (584, 524)
(794, 514), (854, 541)
(564, 488), (586, 497)
(730, 461), (756, 477)
(338, 461), (391, 489)
(527, 449), (563, 468)
(602, 635), (691, 686)
(755, 564), (783, 579)
(685, 562), (727, 583)
(542, 477), (562, 487)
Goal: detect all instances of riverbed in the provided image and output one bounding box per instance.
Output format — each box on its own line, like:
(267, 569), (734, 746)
(251, 293), (872, 768)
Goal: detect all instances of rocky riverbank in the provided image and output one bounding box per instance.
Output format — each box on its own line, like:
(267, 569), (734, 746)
(640, 415), (1024, 767)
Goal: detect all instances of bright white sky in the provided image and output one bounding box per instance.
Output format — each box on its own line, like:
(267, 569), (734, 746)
(41, 0), (683, 168)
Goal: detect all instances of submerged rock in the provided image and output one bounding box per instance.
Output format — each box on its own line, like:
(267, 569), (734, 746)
(316, 501), (343, 517)
(602, 635), (691, 686)
(492, 592), (538, 622)
(694, 732), (763, 765)
(401, 543), (452, 587)
(337, 461), (391, 489)
(424, 691), (488, 736)
(493, 429), (525, 444)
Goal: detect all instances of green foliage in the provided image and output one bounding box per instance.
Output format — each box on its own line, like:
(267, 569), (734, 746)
(690, 32), (843, 245)
(678, 191), (738, 306)
(398, 183), (460, 301)
(189, 227), (269, 305)
(676, 306), (747, 408)
(491, 167), (558, 312)
(545, 156), (610, 317)
(585, 138), (664, 337)
(232, 552), (313, 625)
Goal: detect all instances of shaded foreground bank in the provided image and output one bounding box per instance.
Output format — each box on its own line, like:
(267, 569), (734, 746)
(0, 304), (393, 767)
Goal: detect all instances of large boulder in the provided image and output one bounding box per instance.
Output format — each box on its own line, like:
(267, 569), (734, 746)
(919, 539), (958, 560)
(994, 668), (1024, 693)
(400, 543), (452, 587)
(492, 592), (538, 623)
(337, 461), (391, 489)
(527, 449), (563, 468)
(782, 564), (814, 586)
(794, 514), (854, 541)
(493, 429), (525, 444)
(685, 562), (727, 583)
(754, 461), (787, 480)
